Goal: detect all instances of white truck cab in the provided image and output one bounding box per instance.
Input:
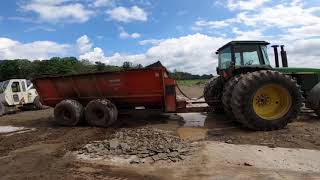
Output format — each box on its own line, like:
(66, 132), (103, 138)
(0, 79), (43, 116)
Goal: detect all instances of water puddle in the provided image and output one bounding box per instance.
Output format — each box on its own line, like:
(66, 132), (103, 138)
(0, 126), (36, 136)
(132, 112), (236, 141)
(178, 113), (207, 127)
(0, 126), (25, 133)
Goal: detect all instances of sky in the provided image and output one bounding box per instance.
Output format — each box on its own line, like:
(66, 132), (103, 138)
(0, 0), (320, 74)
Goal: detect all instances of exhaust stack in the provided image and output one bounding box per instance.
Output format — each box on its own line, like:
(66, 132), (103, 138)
(271, 45), (280, 68)
(280, 45), (288, 67)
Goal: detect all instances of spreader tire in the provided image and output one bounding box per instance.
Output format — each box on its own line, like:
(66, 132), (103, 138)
(231, 70), (302, 131)
(203, 76), (224, 112)
(0, 103), (6, 116)
(85, 99), (118, 128)
(54, 99), (84, 126)
(222, 75), (243, 119)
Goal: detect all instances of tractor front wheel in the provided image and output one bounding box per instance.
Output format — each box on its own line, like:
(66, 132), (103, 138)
(231, 70), (302, 131)
(203, 76), (224, 112)
(222, 75), (243, 119)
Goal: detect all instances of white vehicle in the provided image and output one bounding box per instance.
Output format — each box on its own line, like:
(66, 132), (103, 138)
(0, 79), (44, 116)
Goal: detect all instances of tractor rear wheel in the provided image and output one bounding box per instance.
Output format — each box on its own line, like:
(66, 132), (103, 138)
(203, 76), (224, 112)
(85, 99), (118, 128)
(231, 70), (302, 131)
(54, 99), (84, 126)
(0, 103), (6, 116)
(222, 75), (243, 119)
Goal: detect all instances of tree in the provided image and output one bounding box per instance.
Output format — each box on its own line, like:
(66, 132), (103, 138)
(122, 61), (133, 69)
(0, 58), (211, 82)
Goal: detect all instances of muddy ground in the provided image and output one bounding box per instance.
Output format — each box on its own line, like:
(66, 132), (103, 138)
(1, 85), (320, 179)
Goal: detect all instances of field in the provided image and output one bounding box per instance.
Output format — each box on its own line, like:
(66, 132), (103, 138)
(176, 79), (209, 87)
(1, 83), (320, 179)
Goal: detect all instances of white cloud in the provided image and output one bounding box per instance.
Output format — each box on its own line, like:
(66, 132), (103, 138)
(79, 47), (109, 63)
(233, 27), (265, 40)
(226, 0), (271, 10)
(198, 1), (320, 32)
(76, 35), (93, 54)
(107, 6), (147, 22)
(194, 19), (236, 30)
(119, 27), (141, 39)
(79, 34), (229, 74)
(139, 39), (164, 46)
(90, 0), (115, 8)
(25, 26), (56, 32)
(285, 24), (320, 40)
(0, 37), (70, 60)
(22, 0), (94, 23)
(236, 4), (320, 28)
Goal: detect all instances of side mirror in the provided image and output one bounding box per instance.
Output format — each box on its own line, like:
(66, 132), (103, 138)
(215, 51), (219, 55)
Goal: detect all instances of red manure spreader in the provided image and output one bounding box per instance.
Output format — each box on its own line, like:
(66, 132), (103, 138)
(32, 62), (200, 127)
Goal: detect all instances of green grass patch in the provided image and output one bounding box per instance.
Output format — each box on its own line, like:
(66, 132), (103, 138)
(177, 79), (209, 87)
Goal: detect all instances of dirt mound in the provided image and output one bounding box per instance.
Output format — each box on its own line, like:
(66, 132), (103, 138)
(76, 127), (195, 164)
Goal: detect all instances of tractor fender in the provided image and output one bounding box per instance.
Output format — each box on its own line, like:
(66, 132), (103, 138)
(307, 82), (320, 110)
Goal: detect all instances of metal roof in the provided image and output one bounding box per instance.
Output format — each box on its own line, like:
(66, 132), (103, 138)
(217, 41), (270, 51)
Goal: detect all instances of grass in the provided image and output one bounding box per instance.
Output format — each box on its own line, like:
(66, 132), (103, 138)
(176, 79), (209, 87)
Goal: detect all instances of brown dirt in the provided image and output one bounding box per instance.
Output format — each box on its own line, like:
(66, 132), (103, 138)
(1, 84), (320, 179)
(0, 109), (150, 180)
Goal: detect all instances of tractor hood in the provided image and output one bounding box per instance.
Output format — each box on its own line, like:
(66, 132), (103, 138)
(275, 67), (320, 74)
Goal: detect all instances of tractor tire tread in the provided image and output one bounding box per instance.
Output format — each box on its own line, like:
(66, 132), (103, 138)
(230, 70), (303, 131)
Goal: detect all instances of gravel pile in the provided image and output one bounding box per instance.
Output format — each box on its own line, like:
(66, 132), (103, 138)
(77, 127), (195, 164)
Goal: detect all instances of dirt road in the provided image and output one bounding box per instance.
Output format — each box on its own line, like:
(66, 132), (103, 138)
(1, 85), (320, 179)
(1, 108), (320, 179)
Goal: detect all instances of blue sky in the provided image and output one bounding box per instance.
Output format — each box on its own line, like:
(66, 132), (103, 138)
(0, 0), (320, 74)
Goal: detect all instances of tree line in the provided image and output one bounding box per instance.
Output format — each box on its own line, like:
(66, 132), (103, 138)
(0, 57), (212, 82)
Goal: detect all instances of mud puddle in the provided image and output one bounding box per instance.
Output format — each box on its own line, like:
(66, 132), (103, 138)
(142, 112), (236, 141)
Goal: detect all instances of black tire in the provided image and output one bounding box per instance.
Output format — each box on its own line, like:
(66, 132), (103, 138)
(54, 99), (84, 126)
(231, 70), (303, 131)
(85, 99), (118, 128)
(33, 96), (45, 110)
(0, 103), (6, 116)
(222, 75), (243, 119)
(203, 76), (224, 112)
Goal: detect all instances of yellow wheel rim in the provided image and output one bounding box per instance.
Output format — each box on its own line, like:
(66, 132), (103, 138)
(253, 84), (292, 121)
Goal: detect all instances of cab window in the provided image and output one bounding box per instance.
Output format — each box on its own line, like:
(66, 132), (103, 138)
(261, 46), (270, 65)
(0, 81), (9, 92)
(218, 47), (232, 69)
(22, 81), (26, 92)
(234, 45), (263, 66)
(11, 82), (21, 93)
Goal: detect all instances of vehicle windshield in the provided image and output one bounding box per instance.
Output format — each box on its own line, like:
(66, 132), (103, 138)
(26, 80), (34, 89)
(234, 45), (269, 66)
(218, 47), (232, 69)
(0, 80), (9, 92)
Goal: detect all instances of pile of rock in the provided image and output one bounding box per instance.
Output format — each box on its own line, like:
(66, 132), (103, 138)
(77, 127), (195, 164)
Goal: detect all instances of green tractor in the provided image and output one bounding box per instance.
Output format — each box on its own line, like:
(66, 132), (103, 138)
(204, 41), (320, 131)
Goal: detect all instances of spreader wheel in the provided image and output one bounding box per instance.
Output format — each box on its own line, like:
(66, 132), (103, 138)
(85, 99), (118, 127)
(54, 99), (84, 126)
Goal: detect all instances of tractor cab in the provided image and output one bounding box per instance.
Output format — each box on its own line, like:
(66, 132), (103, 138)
(216, 41), (272, 78)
